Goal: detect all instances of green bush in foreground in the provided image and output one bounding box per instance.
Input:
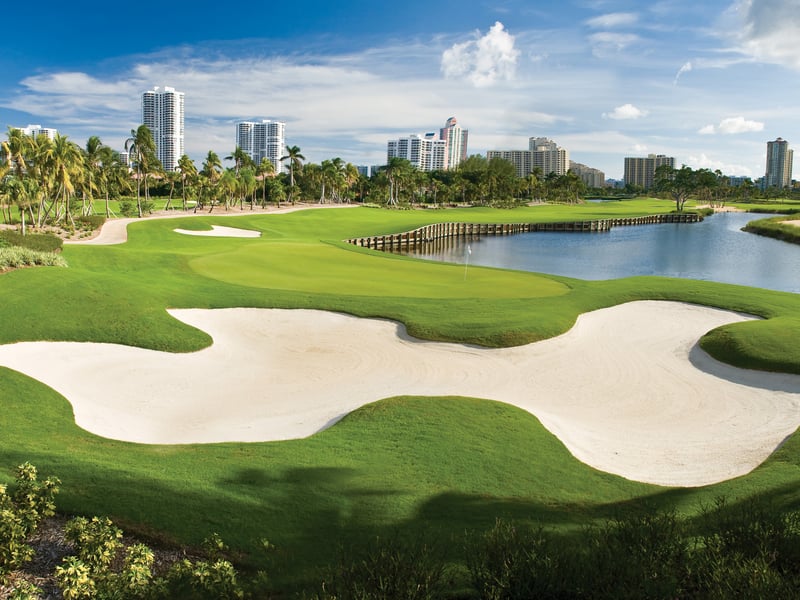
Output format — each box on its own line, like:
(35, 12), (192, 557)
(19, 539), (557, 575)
(0, 463), (60, 582)
(0, 230), (63, 252)
(0, 247), (68, 271)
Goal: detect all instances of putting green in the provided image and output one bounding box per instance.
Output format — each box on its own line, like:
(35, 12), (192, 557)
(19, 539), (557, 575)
(188, 241), (569, 298)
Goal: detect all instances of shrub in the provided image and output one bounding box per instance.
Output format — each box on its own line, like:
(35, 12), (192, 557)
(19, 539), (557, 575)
(0, 230), (63, 252)
(466, 519), (563, 600)
(0, 247), (68, 271)
(0, 463), (60, 581)
(74, 215), (106, 231)
(316, 534), (447, 600)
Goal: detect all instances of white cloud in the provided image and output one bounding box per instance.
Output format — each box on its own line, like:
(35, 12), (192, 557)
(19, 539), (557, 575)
(697, 116), (764, 135)
(686, 152), (754, 177)
(729, 0), (800, 69)
(673, 61), (692, 84)
(585, 12), (639, 29)
(588, 32), (640, 57)
(603, 103), (648, 120)
(441, 22), (519, 87)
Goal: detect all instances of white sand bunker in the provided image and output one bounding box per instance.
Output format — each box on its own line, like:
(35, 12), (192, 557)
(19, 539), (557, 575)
(174, 225), (261, 238)
(1, 301), (799, 487)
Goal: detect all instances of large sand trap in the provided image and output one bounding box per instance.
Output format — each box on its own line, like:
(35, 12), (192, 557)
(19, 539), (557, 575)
(1, 301), (799, 487)
(174, 225), (261, 238)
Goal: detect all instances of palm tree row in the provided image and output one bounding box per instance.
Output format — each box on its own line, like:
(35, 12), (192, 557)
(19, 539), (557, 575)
(1, 128), (131, 233)
(3, 123), (604, 235)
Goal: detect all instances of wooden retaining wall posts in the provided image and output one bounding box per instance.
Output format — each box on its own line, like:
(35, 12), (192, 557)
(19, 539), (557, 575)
(346, 213), (703, 251)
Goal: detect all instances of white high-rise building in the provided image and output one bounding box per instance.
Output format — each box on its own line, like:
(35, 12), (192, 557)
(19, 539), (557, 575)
(440, 117), (468, 170)
(14, 124), (58, 140)
(387, 133), (447, 171)
(386, 117), (467, 172)
(142, 86), (184, 172)
(529, 137), (569, 176)
(235, 120), (286, 173)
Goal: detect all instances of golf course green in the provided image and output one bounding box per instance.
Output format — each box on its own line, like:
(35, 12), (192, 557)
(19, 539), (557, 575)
(2, 200), (800, 592)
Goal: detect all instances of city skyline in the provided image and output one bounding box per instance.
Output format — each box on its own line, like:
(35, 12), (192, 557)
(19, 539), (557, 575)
(1, 1), (799, 179)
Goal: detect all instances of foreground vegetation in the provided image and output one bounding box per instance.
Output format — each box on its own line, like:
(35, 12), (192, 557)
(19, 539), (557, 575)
(1, 203), (799, 596)
(6, 462), (800, 599)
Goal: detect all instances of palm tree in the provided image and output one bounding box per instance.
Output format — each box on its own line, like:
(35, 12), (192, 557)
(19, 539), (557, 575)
(224, 146), (253, 176)
(125, 125), (158, 218)
(80, 136), (106, 216)
(177, 154), (198, 211)
(280, 145), (304, 204)
(96, 146), (124, 218)
(49, 134), (82, 225)
(200, 151), (222, 212)
(384, 157), (412, 206)
(255, 158), (275, 207)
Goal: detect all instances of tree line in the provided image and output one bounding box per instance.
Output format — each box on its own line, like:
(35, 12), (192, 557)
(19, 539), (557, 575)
(5, 125), (796, 235)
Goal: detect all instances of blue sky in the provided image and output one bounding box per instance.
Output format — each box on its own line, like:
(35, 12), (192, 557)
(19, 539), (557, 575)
(2, 0), (798, 179)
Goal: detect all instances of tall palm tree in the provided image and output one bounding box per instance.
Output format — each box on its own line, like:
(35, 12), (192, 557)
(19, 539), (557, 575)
(177, 154), (198, 211)
(125, 125), (158, 217)
(255, 158), (275, 207)
(200, 151), (222, 212)
(224, 146), (253, 176)
(96, 146), (124, 218)
(49, 134), (81, 225)
(280, 145), (304, 204)
(80, 136), (106, 216)
(384, 157), (412, 206)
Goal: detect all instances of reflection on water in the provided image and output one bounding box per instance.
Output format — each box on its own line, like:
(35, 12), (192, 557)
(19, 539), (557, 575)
(395, 212), (800, 293)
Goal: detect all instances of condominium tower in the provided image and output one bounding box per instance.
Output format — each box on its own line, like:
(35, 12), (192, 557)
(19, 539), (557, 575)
(141, 86), (184, 172)
(386, 117), (469, 171)
(235, 120), (286, 173)
(623, 154), (675, 189)
(530, 137), (569, 177)
(765, 137), (793, 188)
(440, 117), (468, 170)
(486, 136), (570, 178)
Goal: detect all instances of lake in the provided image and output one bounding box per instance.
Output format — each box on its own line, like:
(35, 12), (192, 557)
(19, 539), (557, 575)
(398, 211), (800, 294)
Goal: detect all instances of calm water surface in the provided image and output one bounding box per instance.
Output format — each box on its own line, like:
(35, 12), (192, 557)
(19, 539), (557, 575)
(400, 212), (800, 293)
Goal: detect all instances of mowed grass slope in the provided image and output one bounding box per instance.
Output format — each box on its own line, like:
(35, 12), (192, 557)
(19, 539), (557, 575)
(2, 202), (800, 592)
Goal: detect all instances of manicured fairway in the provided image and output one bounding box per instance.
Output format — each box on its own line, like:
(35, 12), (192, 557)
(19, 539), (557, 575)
(2, 202), (800, 592)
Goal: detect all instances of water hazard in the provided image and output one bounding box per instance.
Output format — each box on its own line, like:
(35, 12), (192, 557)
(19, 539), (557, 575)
(396, 212), (800, 294)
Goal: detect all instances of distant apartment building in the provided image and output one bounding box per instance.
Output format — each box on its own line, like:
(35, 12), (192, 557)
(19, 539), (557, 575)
(486, 150), (532, 178)
(623, 154), (675, 189)
(386, 117), (468, 171)
(142, 86), (184, 171)
(387, 133), (447, 171)
(487, 137), (571, 178)
(530, 137), (569, 177)
(13, 124), (58, 140)
(765, 137), (793, 188)
(570, 161), (606, 188)
(235, 120), (286, 173)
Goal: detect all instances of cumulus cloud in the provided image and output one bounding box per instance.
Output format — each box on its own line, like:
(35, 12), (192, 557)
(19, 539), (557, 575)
(731, 0), (800, 69)
(603, 103), (648, 120)
(441, 22), (519, 87)
(687, 153), (754, 177)
(585, 12), (639, 29)
(698, 116), (765, 135)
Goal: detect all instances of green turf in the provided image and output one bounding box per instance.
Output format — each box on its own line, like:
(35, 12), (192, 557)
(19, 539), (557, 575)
(2, 201), (800, 593)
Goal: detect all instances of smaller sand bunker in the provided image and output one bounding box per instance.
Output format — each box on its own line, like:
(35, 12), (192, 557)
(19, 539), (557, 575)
(174, 225), (261, 238)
